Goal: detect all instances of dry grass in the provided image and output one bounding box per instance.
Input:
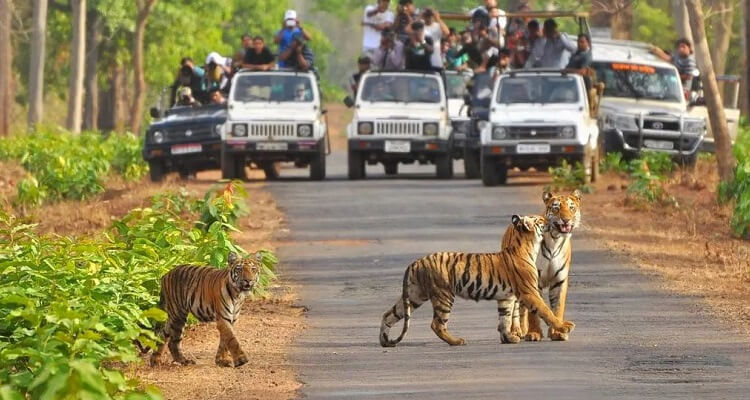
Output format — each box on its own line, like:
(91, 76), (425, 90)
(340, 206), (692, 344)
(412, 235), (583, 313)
(586, 159), (750, 336)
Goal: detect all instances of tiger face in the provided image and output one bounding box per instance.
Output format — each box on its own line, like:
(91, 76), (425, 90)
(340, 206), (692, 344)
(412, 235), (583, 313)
(228, 252), (262, 293)
(543, 190), (581, 234)
(511, 214), (548, 237)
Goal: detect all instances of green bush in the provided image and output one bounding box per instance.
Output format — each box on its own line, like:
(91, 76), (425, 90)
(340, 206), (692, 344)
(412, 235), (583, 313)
(547, 160), (592, 193)
(600, 152), (627, 174)
(0, 128), (148, 207)
(720, 125), (750, 238)
(0, 181), (277, 398)
(625, 158), (678, 208)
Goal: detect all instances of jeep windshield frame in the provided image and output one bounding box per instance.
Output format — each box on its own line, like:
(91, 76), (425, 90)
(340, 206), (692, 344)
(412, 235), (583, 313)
(231, 72), (317, 104)
(358, 73), (444, 104)
(495, 74), (581, 105)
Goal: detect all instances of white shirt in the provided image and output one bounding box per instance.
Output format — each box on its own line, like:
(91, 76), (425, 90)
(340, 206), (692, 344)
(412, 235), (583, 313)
(424, 22), (444, 68)
(362, 5), (395, 50)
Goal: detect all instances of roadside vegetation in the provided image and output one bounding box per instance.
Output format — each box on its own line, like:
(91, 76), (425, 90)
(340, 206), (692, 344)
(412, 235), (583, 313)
(0, 128), (147, 208)
(0, 181), (278, 399)
(718, 125), (750, 239)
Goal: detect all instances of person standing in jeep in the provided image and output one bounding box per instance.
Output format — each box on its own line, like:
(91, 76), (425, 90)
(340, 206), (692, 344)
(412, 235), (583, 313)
(278, 32), (315, 72)
(404, 21), (435, 71)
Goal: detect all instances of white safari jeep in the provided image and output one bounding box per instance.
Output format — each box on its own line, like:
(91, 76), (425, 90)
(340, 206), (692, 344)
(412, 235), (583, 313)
(222, 70), (328, 180)
(344, 70), (453, 179)
(480, 70), (600, 186)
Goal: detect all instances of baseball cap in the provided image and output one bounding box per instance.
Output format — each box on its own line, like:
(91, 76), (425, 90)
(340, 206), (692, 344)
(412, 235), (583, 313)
(284, 10), (297, 20)
(205, 52), (227, 66)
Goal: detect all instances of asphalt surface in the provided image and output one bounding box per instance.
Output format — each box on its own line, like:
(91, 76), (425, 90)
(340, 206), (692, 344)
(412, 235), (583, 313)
(268, 151), (750, 399)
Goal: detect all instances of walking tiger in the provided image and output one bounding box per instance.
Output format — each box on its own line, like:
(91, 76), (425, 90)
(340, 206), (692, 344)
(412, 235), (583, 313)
(379, 214), (575, 347)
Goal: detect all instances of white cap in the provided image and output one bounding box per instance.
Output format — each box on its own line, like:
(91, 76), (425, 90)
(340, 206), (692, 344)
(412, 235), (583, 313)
(284, 10), (297, 21)
(205, 51), (227, 66)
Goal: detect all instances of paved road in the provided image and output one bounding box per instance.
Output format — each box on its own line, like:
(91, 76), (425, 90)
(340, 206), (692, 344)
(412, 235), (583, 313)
(269, 152), (750, 399)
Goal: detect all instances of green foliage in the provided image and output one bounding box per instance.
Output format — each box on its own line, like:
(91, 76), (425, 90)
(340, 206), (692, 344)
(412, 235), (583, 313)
(720, 125), (750, 238)
(625, 158), (678, 208)
(0, 129), (148, 207)
(600, 152), (627, 174)
(0, 183), (277, 398)
(632, 151), (675, 176)
(547, 160), (592, 193)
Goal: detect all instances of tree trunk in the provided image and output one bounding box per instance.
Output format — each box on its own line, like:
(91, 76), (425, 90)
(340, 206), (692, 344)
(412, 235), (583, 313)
(686, 0), (736, 182)
(83, 11), (102, 131)
(66, 0), (86, 133)
(0, 0), (12, 136)
(742, 0), (750, 115)
(590, 0), (632, 39)
(130, 0), (158, 135)
(28, 0), (48, 130)
(671, 0), (693, 40)
(114, 65), (126, 132)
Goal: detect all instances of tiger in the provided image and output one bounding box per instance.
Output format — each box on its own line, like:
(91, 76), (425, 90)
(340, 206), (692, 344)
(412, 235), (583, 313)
(149, 252), (262, 367)
(515, 190), (581, 342)
(379, 215), (575, 347)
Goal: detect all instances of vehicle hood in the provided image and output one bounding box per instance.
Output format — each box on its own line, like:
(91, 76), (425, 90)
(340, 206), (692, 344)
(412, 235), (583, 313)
(448, 98), (468, 119)
(228, 103), (319, 121)
(490, 105), (583, 125)
(149, 112), (226, 131)
(355, 104), (445, 121)
(599, 97), (687, 117)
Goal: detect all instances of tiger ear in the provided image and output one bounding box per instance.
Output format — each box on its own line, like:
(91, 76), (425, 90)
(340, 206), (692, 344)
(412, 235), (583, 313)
(543, 191), (553, 204)
(511, 215), (523, 230)
(227, 252), (239, 265)
(571, 189), (582, 202)
(254, 251), (263, 263)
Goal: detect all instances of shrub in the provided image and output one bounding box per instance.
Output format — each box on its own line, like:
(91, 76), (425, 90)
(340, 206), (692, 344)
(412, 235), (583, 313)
(720, 125), (750, 238)
(547, 160), (592, 192)
(0, 181), (276, 398)
(625, 158), (678, 208)
(600, 152), (627, 174)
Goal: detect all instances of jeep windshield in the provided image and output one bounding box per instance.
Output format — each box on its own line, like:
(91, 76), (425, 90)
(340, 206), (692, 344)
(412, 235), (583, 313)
(360, 75), (442, 103)
(496, 75), (579, 104)
(446, 73), (472, 99)
(165, 103), (226, 118)
(592, 62), (683, 103)
(232, 74), (314, 103)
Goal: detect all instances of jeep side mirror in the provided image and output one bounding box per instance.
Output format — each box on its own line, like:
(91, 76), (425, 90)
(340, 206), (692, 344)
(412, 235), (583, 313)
(463, 94), (471, 106)
(149, 107), (161, 119)
(343, 96), (355, 108)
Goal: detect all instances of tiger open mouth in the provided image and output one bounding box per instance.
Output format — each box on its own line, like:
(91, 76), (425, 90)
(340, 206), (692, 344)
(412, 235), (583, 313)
(554, 221), (574, 233)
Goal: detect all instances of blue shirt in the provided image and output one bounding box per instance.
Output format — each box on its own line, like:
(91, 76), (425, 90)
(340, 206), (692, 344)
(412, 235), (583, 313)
(277, 27), (302, 67)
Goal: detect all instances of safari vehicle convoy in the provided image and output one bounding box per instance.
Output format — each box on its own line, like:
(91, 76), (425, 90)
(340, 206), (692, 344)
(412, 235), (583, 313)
(143, 104), (226, 182)
(344, 70), (454, 179)
(480, 70), (600, 186)
(221, 69), (328, 181)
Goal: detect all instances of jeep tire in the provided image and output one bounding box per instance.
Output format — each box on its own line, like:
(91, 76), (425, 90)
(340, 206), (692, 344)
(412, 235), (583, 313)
(309, 145), (326, 181)
(463, 148), (481, 179)
(435, 153), (454, 179)
(384, 162), (398, 176)
(261, 162), (278, 180)
(348, 150), (365, 180)
(481, 155), (508, 186)
(149, 161), (166, 183)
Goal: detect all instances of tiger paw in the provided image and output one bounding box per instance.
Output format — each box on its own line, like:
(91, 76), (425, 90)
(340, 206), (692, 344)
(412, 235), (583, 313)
(234, 353), (249, 368)
(549, 330), (569, 341)
(510, 326), (524, 339)
(500, 332), (521, 344)
(555, 321), (575, 334)
(524, 331), (543, 342)
(175, 357), (196, 366)
(448, 338), (467, 346)
(215, 358), (233, 368)
(149, 355), (163, 367)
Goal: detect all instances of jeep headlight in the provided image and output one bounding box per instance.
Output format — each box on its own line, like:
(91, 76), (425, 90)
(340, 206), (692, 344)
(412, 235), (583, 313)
(232, 124), (248, 137)
(492, 126), (507, 140)
(560, 126), (576, 138)
(604, 114), (638, 131)
(683, 119), (705, 135)
(423, 122), (439, 136)
(358, 121), (373, 135)
(297, 124), (313, 137)
(152, 130), (164, 144)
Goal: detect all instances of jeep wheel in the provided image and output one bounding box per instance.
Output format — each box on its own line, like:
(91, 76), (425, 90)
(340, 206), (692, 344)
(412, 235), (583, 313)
(261, 162), (279, 180)
(463, 148), (481, 179)
(221, 152), (236, 180)
(348, 150), (365, 180)
(309, 145), (326, 181)
(383, 162), (398, 176)
(148, 161), (166, 182)
(435, 154), (454, 179)
(481, 156), (508, 186)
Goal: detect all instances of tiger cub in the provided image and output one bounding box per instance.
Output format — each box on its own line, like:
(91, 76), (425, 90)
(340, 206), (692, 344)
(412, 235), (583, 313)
(515, 190), (581, 342)
(150, 252), (261, 367)
(379, 215), (575, 347)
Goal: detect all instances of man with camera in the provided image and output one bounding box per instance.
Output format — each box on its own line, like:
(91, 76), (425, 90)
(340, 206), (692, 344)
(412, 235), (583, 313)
(275, 9), (313, 68)
(278, 32), (315, 72)
(169, 57), (205, 107)
(362, 0), (394, 57)
(404, 21), (435, 71)
(372, 27), (405, 70)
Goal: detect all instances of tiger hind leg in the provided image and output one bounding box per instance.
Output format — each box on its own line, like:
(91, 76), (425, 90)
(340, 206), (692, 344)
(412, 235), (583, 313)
(497, 298), (521, 344)
(216, 319), (248, 367)
(150, 326), (170, 366)
(430, 293), (465, 346)
(166, 314), (195, 365)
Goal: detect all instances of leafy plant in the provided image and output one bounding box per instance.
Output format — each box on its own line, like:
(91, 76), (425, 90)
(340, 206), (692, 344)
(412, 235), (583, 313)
(547, 160), (592, 193)
(600, 152), (627, 174)
(0, 182), (277, 398)
(719, 125), (750, 238)
(625, 159), (678, 208)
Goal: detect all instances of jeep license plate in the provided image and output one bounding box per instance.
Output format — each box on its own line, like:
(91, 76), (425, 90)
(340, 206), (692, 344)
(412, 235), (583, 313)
(516, 144), (550, 154)
(257, 142), (288, 151)
(171, 144), (202, 155)
(643, 139), (674, 150)
(385, 140), (411, 153)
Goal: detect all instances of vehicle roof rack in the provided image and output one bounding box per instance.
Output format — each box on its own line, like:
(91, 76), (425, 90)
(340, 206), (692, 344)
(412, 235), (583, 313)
(506, 69), (569, 77)
(441, 10), (588, 21)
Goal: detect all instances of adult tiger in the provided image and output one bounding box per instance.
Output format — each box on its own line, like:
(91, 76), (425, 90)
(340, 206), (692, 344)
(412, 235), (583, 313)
(150, 252), (261, 367)
(379, 215), (575, 347)
(516, 190), (581, 342)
